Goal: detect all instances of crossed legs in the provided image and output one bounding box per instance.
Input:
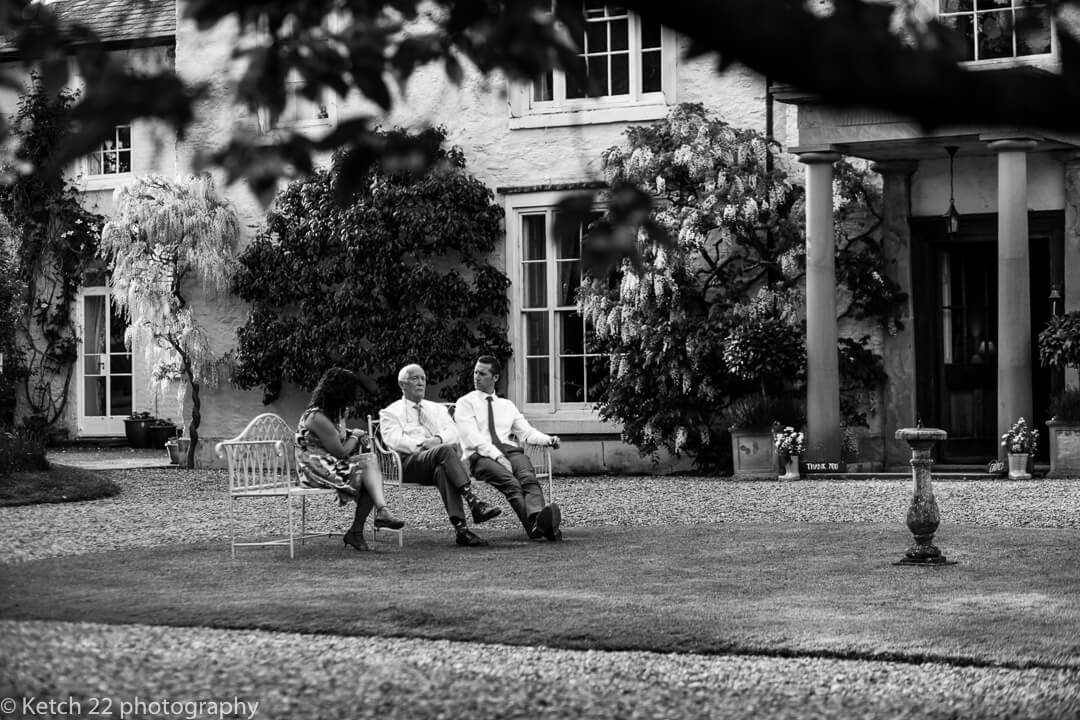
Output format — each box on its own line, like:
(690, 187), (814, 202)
(470, 447), (558, 539)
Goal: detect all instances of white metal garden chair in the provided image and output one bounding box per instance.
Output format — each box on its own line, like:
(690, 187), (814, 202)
(216, 412), (339, 558)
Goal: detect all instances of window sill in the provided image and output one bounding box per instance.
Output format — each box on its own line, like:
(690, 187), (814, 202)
(509, 102), (671, 130)
(78, 173), (135, 192)
(521, 409), (620, 435)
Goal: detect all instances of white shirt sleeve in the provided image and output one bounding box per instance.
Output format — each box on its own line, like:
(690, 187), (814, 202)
(426, 401), (460, 446)
(378, 402), (415, 455)
(508, 401), (553, 447)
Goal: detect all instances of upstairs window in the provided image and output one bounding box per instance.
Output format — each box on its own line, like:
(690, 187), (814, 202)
(86, 125), (132, 176)
(534, 3), (663, 104)
(268, 77), (332, 130)
(511, 2), (676, 127)
(938, 0), (1052, 61)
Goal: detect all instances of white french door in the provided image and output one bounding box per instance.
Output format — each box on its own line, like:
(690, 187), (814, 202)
(77, 284), (133, 436)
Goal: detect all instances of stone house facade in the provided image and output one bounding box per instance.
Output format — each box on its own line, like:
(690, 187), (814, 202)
(10, 1), (1070, 471)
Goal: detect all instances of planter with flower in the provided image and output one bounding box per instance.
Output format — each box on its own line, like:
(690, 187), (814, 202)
(773, 426), (805, 481)
(1038, 311), (1080, 477)
(1001, 417), (1038, 480)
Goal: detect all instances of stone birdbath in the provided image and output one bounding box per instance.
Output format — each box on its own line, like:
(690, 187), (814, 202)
(894, 426), (956, 565)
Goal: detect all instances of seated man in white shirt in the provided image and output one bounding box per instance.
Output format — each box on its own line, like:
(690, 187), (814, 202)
(379, 363), (501, 547)
(455, 355), (563, 542)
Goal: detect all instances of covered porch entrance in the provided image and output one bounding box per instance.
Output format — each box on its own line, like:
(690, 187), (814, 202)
(911, 212), (1063, 464)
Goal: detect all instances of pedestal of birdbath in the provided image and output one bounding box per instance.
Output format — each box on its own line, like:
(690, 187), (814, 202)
(894, 427), (956, 566)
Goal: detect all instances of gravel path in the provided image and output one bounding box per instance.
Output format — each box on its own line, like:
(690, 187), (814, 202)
(1, 469), (1078, 564)
(2, 470), (1079, 719)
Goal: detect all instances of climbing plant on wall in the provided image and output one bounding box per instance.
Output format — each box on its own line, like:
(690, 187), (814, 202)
(0, 77), (104, 429)
(232, 126), (511, 415)
(577, 104), (906, 470)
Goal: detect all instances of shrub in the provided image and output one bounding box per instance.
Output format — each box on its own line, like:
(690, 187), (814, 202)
(232, 127), (511, 414)
(0, 422), (48, 473)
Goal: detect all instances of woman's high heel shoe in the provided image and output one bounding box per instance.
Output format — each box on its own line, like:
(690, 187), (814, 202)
(373, 506), (405, 530)
(343, 530), (370, 552)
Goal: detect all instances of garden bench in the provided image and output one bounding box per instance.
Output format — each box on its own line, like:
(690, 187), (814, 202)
(216, 412), (358, 559)
(367, 404), (554, 546)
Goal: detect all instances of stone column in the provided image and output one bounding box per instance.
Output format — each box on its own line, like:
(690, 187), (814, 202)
(799, 151), (842, 464)
(1064, 153), (1080, 388)
(990, 139), (1037, 456)
(872, 160), (919, 469)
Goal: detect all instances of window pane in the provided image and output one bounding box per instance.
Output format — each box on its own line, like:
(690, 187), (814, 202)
(110, 375), (133, 417)
(940, 14), (975, 60)
(116, 125), (131, 148)
(117, 149), (131, 173)
(978, 10), (1013, 59)
(610, 18), (628, 51)
(103, 153), (117, 174)
(84, 354), (103, 376)
(1015, 6), (1051, 55)
(611, 53), (630, 95)
(527, 358), (550, 403)
(567, 56), (588, 98)
(587, 56), (609, 96)
(525, 312), (549, 356)
(940, 0), (974, 10)
(109, 301), (127, 352)
(85, 376), (106, 416)
(523, 215), (547, 260)
(585, 355), (608, 402)
(642, 49), (662, 93)
(110, 353), (132, 374)
(557, 260), (581, 305)
(534, 71), (554, 102)
(586, 21), (608, 52)
(524, 263), (547, 308)
(560, 357), (586, 402)
(84, 296), (106, 354)
(976, 0), (1009, 8)
(556, 222), (581, 259)
(641, 19), (662, 48)
(560, 312), (585, 355)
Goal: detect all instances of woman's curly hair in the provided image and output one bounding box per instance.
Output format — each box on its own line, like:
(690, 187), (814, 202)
(308, 367), (360, 421)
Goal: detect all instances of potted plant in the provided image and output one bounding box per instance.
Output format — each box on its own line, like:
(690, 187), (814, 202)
(124, 411), (155, 448)
(1001, 417), (1038, 480)
(773, 425), (805, 481)
(728, 394), (804, 476)
(147, 417), (178, 449)
(1038, 311), (1080, 477)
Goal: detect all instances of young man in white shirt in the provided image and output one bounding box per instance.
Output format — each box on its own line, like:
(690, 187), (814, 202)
(455, 355), (563, 541)
(379, 363), (501, 547)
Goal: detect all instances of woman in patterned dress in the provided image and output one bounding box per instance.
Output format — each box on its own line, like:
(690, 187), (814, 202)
(296, 367), (404, 551)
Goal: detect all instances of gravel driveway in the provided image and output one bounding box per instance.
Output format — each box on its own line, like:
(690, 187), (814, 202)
(2, 468), (1079, 719)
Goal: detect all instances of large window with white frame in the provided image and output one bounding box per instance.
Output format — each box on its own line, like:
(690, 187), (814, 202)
(516, 206), (609, 412)
(938, 0), (1052, 62)
(510, 2), (676, 128)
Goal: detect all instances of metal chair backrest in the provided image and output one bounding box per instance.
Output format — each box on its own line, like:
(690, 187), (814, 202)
(217, 413), (297, 495)
(368, 415), (404, 486)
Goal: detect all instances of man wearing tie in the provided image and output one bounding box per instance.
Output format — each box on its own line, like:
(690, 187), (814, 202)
(379, 363), (501, 547)
(455, 355), (563, 542)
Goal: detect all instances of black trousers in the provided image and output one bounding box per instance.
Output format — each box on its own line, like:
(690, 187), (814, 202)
(400, 444), (470, 525)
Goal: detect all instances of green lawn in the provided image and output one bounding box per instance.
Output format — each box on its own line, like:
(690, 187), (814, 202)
(0, 464), (120, 507)
(2, 522), (1078, 669)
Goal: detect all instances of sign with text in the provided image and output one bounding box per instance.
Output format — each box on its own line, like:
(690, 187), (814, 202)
(800, 460), (845, 474)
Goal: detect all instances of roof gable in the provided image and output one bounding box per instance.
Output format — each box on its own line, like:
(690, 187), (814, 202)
(1, 0), (175, 54)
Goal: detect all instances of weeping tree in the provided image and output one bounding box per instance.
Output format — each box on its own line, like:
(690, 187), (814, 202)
(99, 175), (239, 468)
